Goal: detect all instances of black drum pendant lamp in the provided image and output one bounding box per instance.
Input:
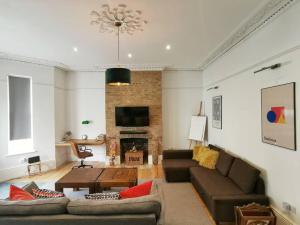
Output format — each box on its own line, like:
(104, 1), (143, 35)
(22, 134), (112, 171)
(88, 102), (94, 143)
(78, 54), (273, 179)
(105, 21), (131, 86)
(106, 68), (130, 85)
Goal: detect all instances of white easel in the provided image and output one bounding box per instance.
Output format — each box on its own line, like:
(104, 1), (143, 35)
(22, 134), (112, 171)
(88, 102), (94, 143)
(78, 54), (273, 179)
(188, 102), (206, 149)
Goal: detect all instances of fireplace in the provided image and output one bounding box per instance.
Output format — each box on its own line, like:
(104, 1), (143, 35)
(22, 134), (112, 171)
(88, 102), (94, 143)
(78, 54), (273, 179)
(120, 138), (148, 163)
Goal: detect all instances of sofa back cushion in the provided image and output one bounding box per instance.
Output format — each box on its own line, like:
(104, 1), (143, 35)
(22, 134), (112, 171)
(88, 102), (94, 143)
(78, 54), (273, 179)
(208, 144), (223, 151)
(216, 150), (235, 176)
(254, 177), (266, 194)
(0, 197), (69, 216)
(67, 194), (161, 218)
(228, 158), (260, 193)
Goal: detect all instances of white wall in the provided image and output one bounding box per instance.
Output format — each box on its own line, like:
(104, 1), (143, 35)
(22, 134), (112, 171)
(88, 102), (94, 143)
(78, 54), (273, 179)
(65, 71), (106, 162)
(162, 70), (203, 149)
(54, 68), (68, 167)
(202, 4), (300, 224)
(0, 59), (56, 181)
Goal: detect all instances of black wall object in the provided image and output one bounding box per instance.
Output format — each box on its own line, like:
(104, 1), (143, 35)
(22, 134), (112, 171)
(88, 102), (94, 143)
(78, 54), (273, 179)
(28, 156), (40, 164)
(207, 86), (219, 91)
(254, 63), (281, 74)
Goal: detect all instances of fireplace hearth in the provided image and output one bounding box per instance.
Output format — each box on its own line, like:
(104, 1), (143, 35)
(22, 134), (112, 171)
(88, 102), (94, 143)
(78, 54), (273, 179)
(120, 138), (148, 163)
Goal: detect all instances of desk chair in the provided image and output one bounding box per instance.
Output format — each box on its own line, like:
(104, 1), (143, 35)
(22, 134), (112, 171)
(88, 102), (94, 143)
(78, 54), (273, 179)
(70, 141), (93, 169)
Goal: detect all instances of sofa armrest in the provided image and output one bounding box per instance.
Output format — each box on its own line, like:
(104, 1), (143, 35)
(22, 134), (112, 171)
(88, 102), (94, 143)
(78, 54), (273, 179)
(162, 150), (193, 159)
(211, 195), (269, 223)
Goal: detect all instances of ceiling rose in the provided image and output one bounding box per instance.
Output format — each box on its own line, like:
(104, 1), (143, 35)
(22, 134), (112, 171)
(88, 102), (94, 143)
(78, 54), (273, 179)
(90, 4), (148, 35)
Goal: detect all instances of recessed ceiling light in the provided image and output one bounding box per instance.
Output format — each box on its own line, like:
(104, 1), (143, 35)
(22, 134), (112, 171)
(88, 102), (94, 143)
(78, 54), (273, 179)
(73, 47), (78, 52)
(128, 53), (132, 58)
(165, 44), (171, 50)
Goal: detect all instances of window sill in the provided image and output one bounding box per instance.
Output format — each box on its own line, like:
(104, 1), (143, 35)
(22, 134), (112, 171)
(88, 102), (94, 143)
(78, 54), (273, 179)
(6, 151), (37, 157)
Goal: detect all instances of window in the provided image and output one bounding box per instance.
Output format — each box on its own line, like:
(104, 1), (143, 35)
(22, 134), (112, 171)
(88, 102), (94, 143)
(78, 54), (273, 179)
(8, 75), (34, 155)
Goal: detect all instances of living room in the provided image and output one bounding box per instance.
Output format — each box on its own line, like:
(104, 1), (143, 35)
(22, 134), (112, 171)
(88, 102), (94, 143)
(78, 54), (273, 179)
(0, 1), (299, 225)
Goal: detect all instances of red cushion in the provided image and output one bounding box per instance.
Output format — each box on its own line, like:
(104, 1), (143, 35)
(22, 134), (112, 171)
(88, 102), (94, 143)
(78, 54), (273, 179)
(120, 181), (152, 199)
(9, 185), (35, 201)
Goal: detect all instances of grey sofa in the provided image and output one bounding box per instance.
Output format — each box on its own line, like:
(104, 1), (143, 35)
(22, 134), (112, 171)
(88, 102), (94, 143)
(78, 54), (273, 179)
(0, 182), (161, 225)
(162, 144), (269, 224)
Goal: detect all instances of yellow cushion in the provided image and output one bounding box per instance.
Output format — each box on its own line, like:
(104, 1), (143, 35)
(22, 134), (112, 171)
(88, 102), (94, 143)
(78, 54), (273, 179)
(198, 149), (220, 169)
(195, 146), (210, 162)
(192, 145), (202, 160)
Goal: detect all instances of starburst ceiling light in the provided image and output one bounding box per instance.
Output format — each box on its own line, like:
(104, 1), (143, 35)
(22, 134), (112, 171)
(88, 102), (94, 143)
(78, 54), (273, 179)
(90, 4), (148, 86)
(90, 4), (148, 35)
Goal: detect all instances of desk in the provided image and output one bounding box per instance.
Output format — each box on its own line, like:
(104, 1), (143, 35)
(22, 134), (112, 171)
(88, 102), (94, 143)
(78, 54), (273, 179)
(55, 139), (106, 167)
(56, 139), (106, 147)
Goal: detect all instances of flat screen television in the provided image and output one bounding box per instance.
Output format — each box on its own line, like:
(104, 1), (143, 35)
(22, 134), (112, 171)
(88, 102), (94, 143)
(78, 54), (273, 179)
(115, 106), (149, 127)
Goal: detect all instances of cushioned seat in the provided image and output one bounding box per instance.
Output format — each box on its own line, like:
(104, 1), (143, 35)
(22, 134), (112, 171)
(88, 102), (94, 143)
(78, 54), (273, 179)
(163, 159), (199, 182)
(190, 167), (243, 197)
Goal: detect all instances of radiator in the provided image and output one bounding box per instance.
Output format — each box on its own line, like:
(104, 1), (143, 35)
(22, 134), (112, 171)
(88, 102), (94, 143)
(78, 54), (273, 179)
(271, 206), (295, 225)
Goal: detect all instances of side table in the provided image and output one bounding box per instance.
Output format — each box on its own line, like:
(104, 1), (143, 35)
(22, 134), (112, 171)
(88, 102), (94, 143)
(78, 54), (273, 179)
(235, 203), (276, 225)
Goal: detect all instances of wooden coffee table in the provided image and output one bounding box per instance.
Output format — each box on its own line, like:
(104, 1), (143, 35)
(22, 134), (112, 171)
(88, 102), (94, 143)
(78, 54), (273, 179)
(55, 168), (104, 194)
(96, 168), (138, 192)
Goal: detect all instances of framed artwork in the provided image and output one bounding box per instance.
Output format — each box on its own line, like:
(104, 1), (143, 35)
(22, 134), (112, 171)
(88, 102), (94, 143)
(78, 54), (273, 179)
(212, 96), (222, 129)
(261, 82), (296, 150)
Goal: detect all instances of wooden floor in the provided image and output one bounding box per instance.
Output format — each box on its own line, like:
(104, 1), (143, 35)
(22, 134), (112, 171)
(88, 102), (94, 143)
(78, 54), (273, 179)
(10, 161), (164, 183)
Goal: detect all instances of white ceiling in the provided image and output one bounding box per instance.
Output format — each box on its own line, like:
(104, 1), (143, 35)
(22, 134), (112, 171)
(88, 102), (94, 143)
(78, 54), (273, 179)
(0, 0), (268, 70)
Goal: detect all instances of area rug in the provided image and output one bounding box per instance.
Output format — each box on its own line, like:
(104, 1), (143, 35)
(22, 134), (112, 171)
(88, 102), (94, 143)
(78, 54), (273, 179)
(160, 182), (214, 225)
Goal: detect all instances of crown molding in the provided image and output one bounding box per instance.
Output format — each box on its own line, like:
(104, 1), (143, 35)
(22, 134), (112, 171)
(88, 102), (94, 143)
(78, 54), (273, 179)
(70, 64), (167, 72)
(0, 52), (201, 72)
(70, 65), (202, 72)
(164, 66), (202, 72)
(200, 0), (299, 69)
(0, 52), (70, 71)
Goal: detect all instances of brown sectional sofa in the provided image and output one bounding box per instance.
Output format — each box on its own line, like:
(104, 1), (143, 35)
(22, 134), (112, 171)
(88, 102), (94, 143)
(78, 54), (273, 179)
(162, 145), (269, 224)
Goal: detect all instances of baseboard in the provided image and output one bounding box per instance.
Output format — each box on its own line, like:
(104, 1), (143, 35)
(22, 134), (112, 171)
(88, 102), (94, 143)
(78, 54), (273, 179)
(0, 160), (56, 182)
(271, 205), (296, 225)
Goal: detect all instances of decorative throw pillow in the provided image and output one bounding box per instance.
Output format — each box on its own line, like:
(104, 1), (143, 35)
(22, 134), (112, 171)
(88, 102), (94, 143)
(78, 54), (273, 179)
(22, 181), (39, 195)
(9, 185), (35, 201)
(85, 192), (120, 200)
(198, 149), (220, 169)
(32, 188), (65, 199)
(120, 181), (152, 199)
(195, 146), (210, 162)
(192, 145), (202, 160)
